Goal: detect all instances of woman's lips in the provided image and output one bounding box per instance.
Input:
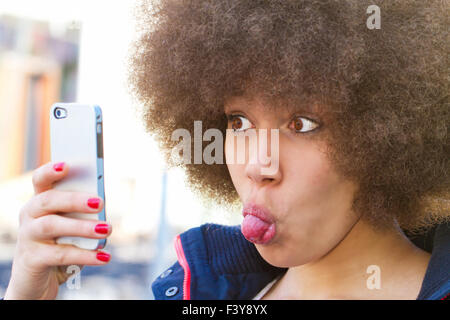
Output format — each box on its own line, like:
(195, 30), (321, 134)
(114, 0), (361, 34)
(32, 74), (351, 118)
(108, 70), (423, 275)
(241, 203), (276, 245)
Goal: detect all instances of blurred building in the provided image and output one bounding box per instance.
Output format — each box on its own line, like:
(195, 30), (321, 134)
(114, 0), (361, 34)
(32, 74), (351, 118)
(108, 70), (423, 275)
(0, 14), (79, 180)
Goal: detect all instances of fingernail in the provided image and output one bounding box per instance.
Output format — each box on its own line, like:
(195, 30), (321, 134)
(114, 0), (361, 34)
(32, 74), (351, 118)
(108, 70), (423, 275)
(53, 162), (65, 172)
(95, 224), (109, 234)
(87, 198), (100, 209)
(96, 252), (111, 262)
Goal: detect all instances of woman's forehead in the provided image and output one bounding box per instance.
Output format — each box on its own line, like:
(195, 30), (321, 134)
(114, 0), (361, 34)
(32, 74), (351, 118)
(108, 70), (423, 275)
(224, 94), (323, 115)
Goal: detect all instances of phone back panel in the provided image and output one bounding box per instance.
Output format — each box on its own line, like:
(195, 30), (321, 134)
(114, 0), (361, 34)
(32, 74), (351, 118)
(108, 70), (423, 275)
(50, 103), (106, 250)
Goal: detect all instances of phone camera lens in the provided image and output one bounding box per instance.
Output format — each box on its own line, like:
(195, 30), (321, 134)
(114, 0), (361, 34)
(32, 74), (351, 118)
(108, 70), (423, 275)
(54, 108), (66, 119)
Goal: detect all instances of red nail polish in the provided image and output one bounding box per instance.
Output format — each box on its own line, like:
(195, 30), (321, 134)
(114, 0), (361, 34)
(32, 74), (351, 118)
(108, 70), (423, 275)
(87, 198), (100, 209)
(95, 224), (109, 234)
(96, 252), (111, 262)
(53, 162), (65, 172)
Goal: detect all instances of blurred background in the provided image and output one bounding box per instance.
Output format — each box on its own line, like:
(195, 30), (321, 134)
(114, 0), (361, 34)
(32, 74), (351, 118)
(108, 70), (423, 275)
(0, 0), (242, 299)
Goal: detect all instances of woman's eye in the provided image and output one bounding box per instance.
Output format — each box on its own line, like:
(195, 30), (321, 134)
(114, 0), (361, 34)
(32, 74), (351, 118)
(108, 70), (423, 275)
(289, 116), (319, 133)
(227, 115), (252, 132)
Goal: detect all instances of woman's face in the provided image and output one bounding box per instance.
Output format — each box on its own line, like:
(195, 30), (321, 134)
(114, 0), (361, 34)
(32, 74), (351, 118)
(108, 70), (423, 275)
(224, 95), (360, 267)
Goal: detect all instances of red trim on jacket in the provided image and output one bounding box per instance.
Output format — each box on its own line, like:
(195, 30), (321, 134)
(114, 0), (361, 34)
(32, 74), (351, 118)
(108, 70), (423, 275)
(174, 234), (191, 300)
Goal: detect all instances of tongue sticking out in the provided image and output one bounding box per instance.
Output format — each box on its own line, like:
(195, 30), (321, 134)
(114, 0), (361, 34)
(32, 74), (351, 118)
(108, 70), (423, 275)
(241, 214), (276, 245)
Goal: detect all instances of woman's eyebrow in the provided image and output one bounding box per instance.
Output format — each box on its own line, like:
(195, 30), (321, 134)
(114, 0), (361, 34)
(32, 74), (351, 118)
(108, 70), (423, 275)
(224, 99), (321, 119)
(284, 102), (317, 113)
(287, 103), (327, 119)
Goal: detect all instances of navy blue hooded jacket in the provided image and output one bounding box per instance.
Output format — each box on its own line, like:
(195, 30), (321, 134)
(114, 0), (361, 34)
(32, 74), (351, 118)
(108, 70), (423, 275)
(152, 222), (450, 300)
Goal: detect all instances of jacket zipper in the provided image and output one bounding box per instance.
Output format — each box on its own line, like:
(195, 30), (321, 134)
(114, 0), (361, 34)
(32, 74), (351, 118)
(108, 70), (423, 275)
(174, 234), (191, 300)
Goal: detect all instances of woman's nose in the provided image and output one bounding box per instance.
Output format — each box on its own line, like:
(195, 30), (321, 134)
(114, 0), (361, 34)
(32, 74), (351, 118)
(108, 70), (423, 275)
(245, 128), (281, 186)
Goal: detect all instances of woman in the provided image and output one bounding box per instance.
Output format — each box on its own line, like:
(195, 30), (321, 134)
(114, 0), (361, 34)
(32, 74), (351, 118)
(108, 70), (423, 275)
(3, 0), (449, 299)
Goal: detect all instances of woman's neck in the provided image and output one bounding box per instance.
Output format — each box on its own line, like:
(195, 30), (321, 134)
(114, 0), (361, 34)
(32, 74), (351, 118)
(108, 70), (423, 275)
(264, 219), (431, 299)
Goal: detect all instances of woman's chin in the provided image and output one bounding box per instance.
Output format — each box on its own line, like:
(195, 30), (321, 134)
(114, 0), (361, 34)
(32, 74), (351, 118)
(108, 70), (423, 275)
(254, 242), (313, 269)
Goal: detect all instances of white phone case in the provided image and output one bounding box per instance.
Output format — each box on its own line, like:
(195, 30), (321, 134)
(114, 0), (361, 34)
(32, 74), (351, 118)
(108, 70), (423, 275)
(50, 103), (107, 250)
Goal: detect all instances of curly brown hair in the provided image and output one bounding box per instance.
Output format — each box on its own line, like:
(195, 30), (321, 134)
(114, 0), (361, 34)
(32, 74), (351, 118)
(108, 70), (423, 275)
(127, 0), (449, 233)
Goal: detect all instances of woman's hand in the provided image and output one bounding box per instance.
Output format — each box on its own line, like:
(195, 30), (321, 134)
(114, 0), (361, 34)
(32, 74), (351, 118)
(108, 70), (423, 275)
(3, 162), (112, 300)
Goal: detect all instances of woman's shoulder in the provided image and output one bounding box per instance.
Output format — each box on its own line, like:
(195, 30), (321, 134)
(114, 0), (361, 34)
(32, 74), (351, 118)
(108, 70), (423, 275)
(151, 223), (286, 300)
(414, 222), (450, 300)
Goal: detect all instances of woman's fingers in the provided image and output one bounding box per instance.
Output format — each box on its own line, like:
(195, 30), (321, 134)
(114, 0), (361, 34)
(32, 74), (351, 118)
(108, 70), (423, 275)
(32, 162), (68, 195)
(5, 161), (112, 300)
(29, 243), (111, 269)
(28, 214), (111, 241)
(22, 189), (103, 219)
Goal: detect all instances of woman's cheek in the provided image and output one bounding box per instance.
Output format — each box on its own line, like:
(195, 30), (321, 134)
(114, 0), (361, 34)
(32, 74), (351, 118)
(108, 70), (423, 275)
(225, 134), (254, 197)
(286, 145), (337, 199)
(226, 164), (245, 198)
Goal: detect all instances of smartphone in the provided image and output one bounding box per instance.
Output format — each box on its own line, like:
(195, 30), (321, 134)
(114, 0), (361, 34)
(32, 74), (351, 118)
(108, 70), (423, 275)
(50, 103), (107, 250)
